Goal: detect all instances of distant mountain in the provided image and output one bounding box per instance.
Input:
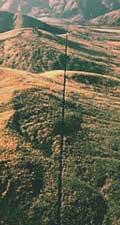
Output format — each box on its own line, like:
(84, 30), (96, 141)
(90, 9), (120, 26)
(0, 0), (120, 22)
(79, 0), (120, 19)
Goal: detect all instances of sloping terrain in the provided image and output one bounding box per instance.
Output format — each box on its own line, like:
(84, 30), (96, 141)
(90, 9), (120, 26)
(0, 11), (65, 33)
(0, 67), (120, 225)
(0, 25), (120, 76)
(0, 0), (120, 22)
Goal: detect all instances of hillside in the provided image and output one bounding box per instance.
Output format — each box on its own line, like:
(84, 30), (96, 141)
(0, 25), (120, 76)
(0, 0), (120, 22)
(90, 9), (120, 26)
(0, 11), (65, 34)
(0, 67), (120, 225)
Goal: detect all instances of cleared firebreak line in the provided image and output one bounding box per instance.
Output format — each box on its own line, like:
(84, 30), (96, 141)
(56, 27), (69, 225)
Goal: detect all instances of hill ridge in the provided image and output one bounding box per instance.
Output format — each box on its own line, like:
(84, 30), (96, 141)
(90, 9), (120, 26)
(0, 11), (65, 34)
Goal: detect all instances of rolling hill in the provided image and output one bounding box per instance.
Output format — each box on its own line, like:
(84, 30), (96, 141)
(0, 24), (120, 76)
(90, 9), (120, 26)
(0, 3), (120, 225)
(0, 11), (65, 34)
(0, 67), (120, 225)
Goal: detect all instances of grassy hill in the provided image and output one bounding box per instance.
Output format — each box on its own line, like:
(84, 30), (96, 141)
(90, 9), (120, 26)
(0, 67), (120, 225)
(0, 25), (120, 76)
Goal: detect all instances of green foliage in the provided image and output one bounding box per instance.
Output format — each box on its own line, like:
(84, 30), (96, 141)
(0, 158), (44, 225)
(0, 12), (14, 33)
(105, 181), (120, 221)
(72, 74), (120, 88)
(0, 11), (65, 34)
(62, 179), (107, 225)
(54, 112), (82, 135)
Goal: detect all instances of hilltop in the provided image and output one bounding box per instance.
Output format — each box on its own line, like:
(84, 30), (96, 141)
(0, 11), (65, 34)
(0, 67), (120, 225)
(90, 9), (120, 26)
(0, 24), (120, 76)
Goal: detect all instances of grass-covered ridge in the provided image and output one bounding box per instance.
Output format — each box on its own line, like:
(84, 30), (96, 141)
(0, 11), (65, 34)
(0, 25), (120, 77)
(0, 67), (120, 225)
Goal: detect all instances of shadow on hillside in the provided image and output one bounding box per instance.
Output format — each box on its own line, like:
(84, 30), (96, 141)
(7, 87), (83, 156)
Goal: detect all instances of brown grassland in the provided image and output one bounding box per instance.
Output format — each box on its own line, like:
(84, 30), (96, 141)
(0, 63), (120, 224)
(0, 20), (120, 225)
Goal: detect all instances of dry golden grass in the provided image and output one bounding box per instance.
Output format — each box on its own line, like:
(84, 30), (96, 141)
(0, 66), (120, 150)
(0, 110), (14, 129)
(0, 25), (120, 77)
(0, 66), (120, 225)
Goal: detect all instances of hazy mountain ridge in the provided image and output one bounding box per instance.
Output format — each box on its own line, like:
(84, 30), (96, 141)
(0, 0), (120, 22)
(90, 9), (120, 26)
